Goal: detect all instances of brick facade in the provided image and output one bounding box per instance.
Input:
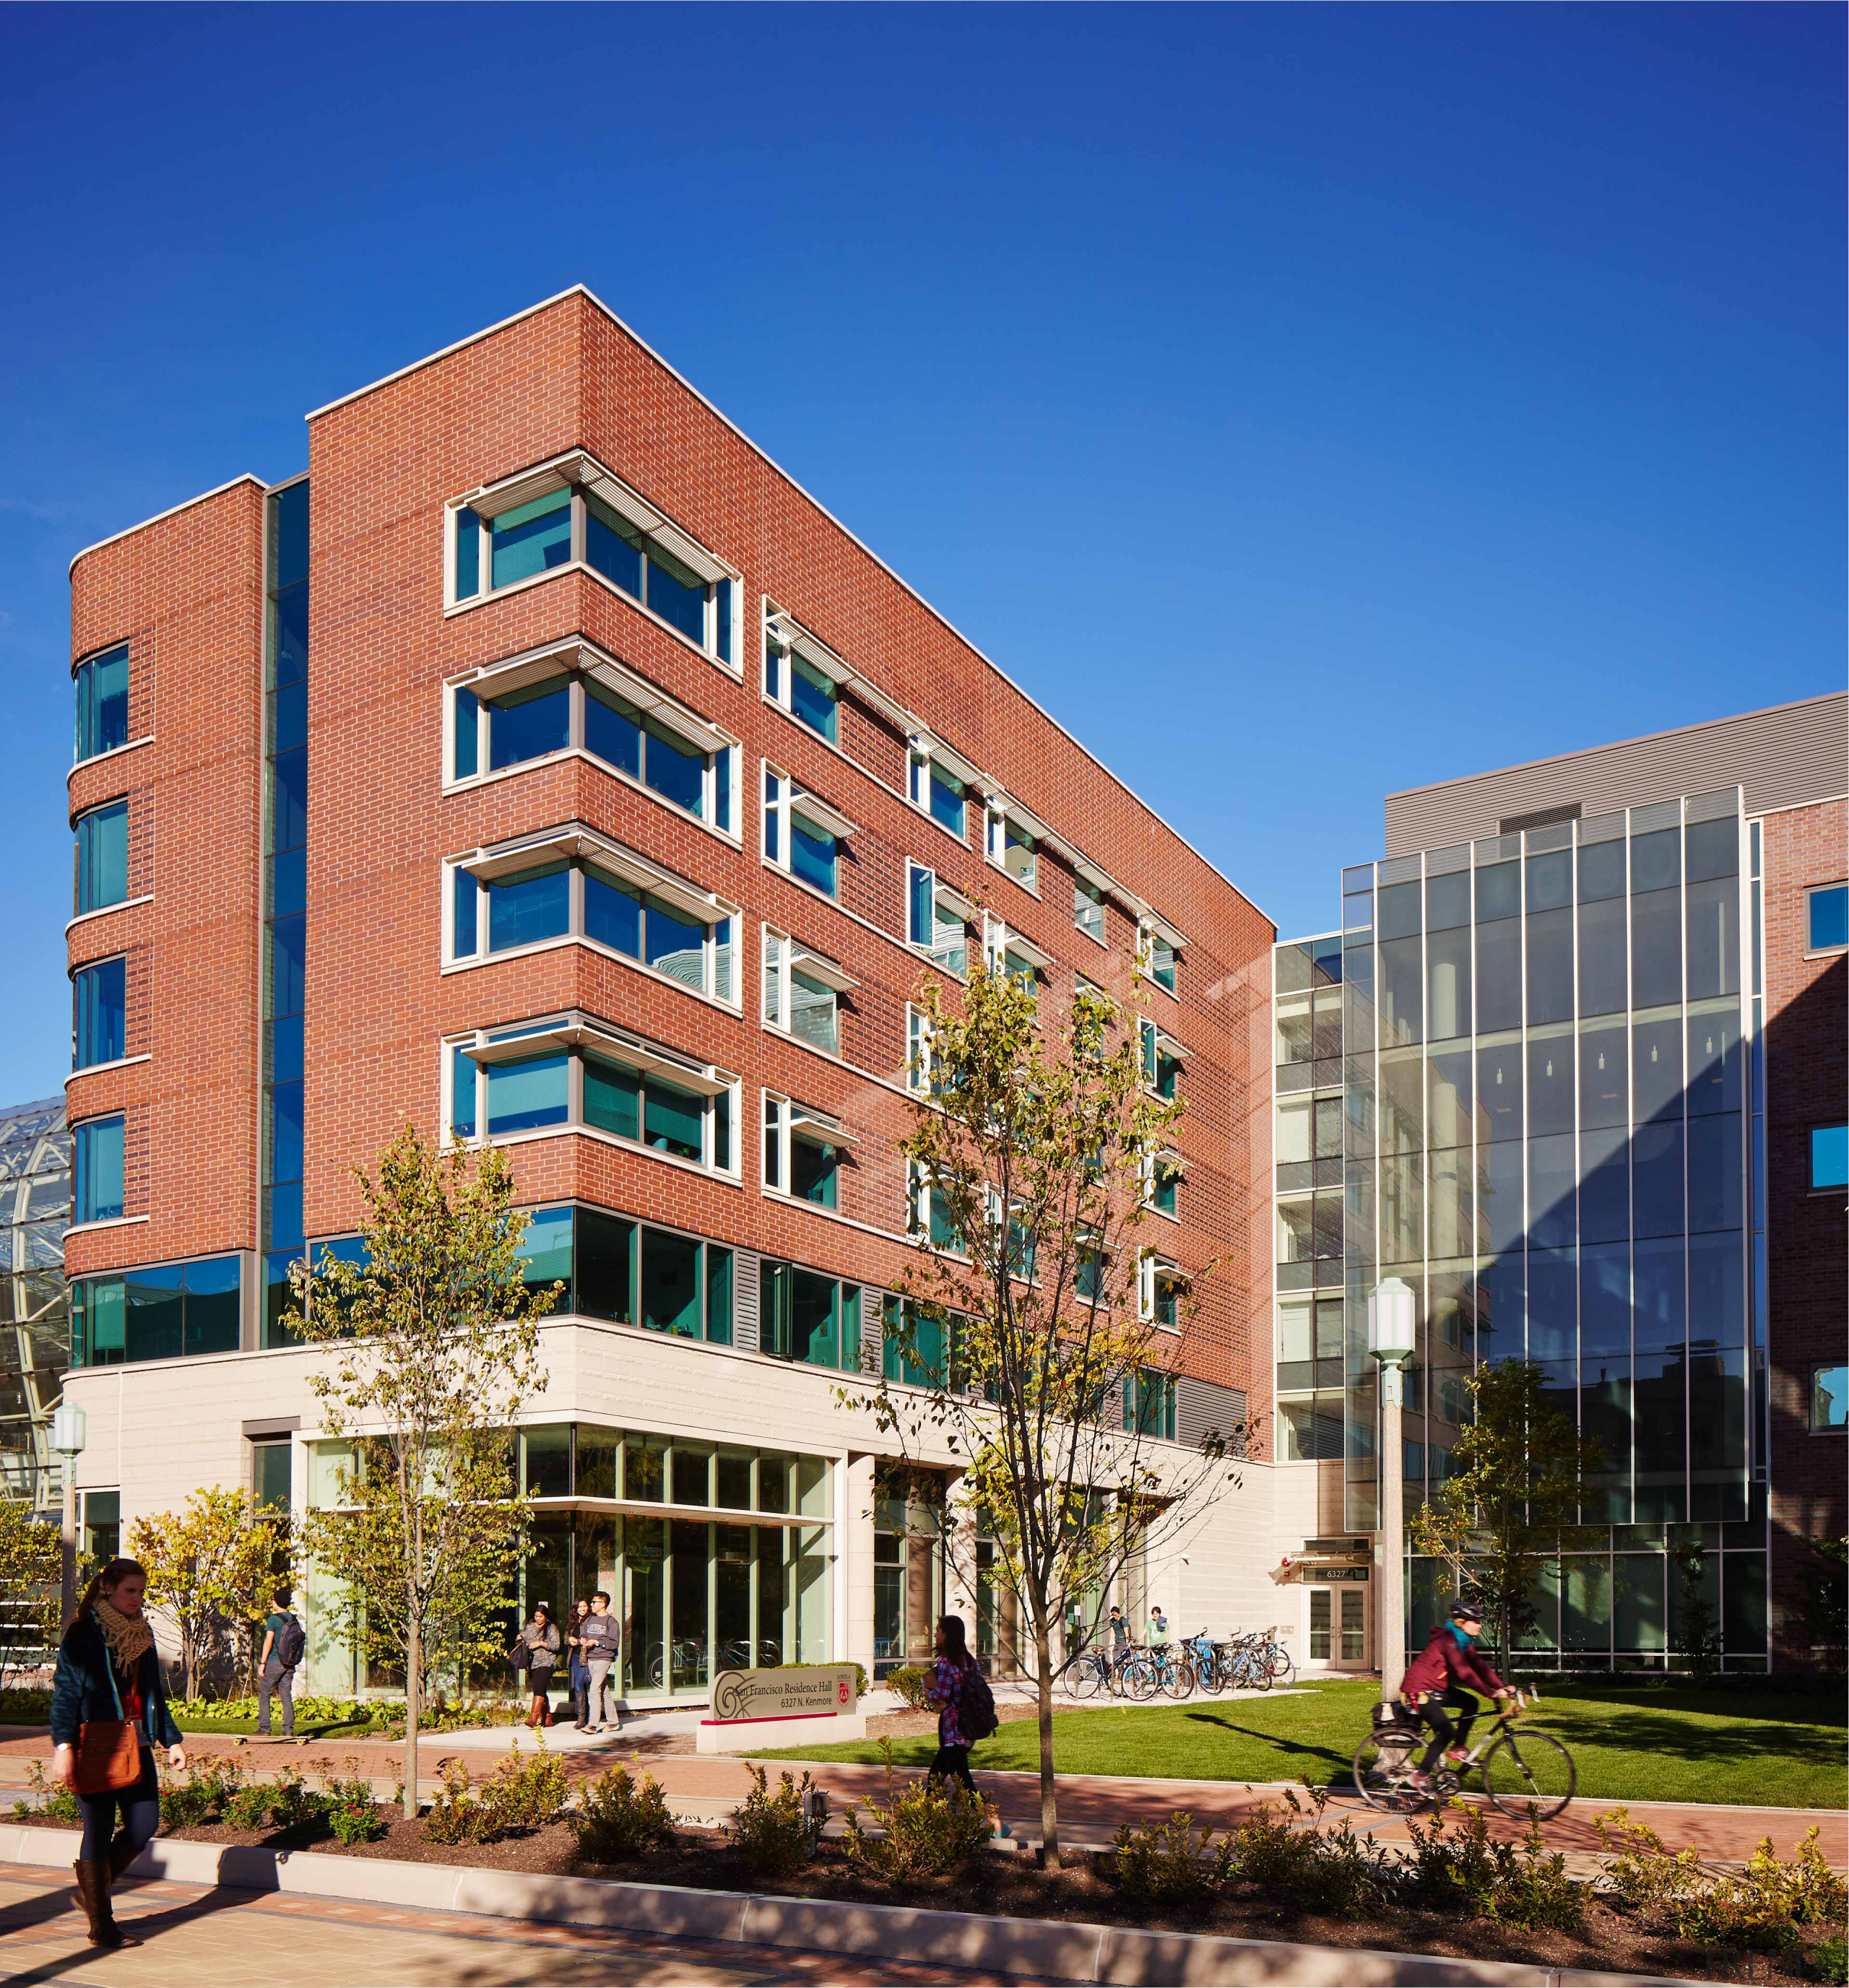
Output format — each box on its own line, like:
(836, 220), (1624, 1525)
(1762, 796), (1848, 1665)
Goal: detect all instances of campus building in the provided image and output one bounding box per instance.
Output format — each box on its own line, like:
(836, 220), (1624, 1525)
(0, 1099), (71, 1512)
(1271, 694), (1848, 1674)
(59, 288), (1275, 1699)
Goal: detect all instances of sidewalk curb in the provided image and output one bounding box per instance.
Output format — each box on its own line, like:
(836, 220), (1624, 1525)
(0, 1826), (1698, 1986)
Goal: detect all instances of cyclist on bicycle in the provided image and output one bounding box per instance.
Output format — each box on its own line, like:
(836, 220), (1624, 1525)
(1398, 1602), (1512, 1789)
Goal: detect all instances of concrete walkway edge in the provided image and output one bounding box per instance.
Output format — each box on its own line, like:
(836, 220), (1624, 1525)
(0, 1826), (1698, 1987)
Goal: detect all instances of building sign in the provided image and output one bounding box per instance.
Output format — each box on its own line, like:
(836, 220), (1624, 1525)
(1292, 1563), (1369, 1582)
(710, 1665), (859, 1723)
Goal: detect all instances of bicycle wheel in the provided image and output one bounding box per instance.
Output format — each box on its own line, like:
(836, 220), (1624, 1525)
(1481, 1730), (1575, 1820)
(1163, 1653), (1195, 1699)
(1352, 1734), (1424, 1814)
(1064, 1654), (1102, 1701)
(1268, 1650), (1296, 1690)
(1127, 1654), (1160, 1701)
(1196, 1649), (1227, 1696)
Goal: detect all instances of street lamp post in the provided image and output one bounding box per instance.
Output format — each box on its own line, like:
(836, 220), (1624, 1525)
(49, 1405), (87, 1631)
(1367, 1279), (1416, 1700)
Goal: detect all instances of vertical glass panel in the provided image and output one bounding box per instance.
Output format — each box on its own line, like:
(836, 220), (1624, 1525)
(76, 803), (129, 913)
(1427, 1146), (1471, 1261)
(644, 719), (706, 815)
(646, 547), (708, 647)
(625, 1438), (665, 1503)
(640, 1229), (701, 1336)
(1633, 1238), (1686, 1351)
(1579, 1023), (1627, 1129)
(1688, 1230), (1744, 1345)
(1528, 1135), (1577, 1248)
(584, 1057), (641, 1141)
(488, 680), (570, 771)
(1378, 937), (1422, 1045)
(486, 863), (570, 952)
(484, 1054), (569, 1134)
(669, 1520), (711, 1688)
(452, 867), (478, 958)
(1631, 890), (1682, 1009)
(644, 894), (707, 989)
(1686, 1008), (1741, 1115)
(524, 1425), (572, 1498)
(1479, 1251), (1523, 1354)
(1580, 1125), (1630, 1244)
(124, 1262), (182, 1362)
(1375, 880), (1421, 939)
(1426, 928), (1470, 1041)
(74, 1116), (124, 1224)
(518, 1206), (574, 1304)
(453, 508), (480, 600)
(789, 654), (839, 742)
(643, 1078), (704, 1161)
(489, 488), (572, 588)
(790, 1269), (839, 1368)
(584, 493), (644, 599)
(584, 869), (642, 959)
(1577, 896), (1627, 1016)
(576, 1209), (633, 1323)
(75, 646), (131, 761)
(928, 768), (964, 837)
(1425, 869), (1470, 931)
(1632, 1015), (1683, 1122)
(1685, 879), (1739, 999)
(1686, 1115), (1742, 1233)
(584, 681), (643, 777)
(1477, 1038), (1523, 1142)
(790, 818), (836, 896)
(1481, 1141), (1525, 1254)
(672, 1446), (711, 1506)
(1631, 827), (1680, 891)
(73, 957), (126, 1069)
(1527, 1248), (1577, 1360)
(1632, 1123), (1684, 1238)
(183, 1255), (241, 1356)
(706, 1247), (733, 1347)
(1525, 1030), (1575, 1136)
(1580, 1241), (1631, 1355)
(1525, 908), (1572, 1025)
(1475, 919), (1521, 1035)
(1614, 1554), (1663, 1651)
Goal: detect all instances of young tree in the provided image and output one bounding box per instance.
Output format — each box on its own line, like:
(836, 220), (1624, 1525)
(1410, 1359), (1604, 1668)
(0, 1500), (63, 1692)
(288, 1125), (556, 1818)
(849, 961), (1248, 1865)
(128, 1488), (293, 1700)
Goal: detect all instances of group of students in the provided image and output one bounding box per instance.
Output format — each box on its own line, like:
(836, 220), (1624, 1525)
(507, 1594), (621, 1731)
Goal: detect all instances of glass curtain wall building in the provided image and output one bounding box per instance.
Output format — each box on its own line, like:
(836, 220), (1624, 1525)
(1277, 787), (1766, 1670)
(0, 1101), (71, 1509)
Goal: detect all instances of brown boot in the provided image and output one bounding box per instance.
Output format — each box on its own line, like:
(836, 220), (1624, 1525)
(72, 1859), (126, 1949)
(108, 1829), (139, 1883)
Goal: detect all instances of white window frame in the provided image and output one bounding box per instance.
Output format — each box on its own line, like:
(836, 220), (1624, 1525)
(905, 1003), (938, 1095)
(443, 451), (742, 671)
(905, 1160), (965, 1255)
(982, 915), (1050, 993)
(763, 763), (857, 900)
(1138, 1249), (1183, 1332)
(906, 732), (979, 843)
(444, 639), (741, 834)
(761, 926), (854, 1057)
(1138, 915), (1185, 997)
(906, 861), (974, 977)
(442, 1012), (740, 1177)
(763, 1090), (854, 1202)
(1143, 1146), (1184, 1220)
(443, 825), (740, 1007)
(1073, 874), (1107, 945)
(984, 797), (1041, 894)
(1140, 1017), (1187, 1097)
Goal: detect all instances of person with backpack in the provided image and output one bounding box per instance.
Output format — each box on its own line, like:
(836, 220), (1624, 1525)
(256, 1587), (303, 1739)
(922, 1612), (998, 1796)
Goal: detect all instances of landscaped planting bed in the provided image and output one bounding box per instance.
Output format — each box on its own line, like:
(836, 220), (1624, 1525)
(12, 1753), (1844, 1984)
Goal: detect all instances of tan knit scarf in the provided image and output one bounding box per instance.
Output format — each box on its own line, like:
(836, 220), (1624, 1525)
(90, 1598), (154, 1675)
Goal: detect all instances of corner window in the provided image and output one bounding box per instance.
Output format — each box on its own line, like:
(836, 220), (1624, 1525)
(1812, 1364), (1848, 1432)
(446, 1020), (737, 1175)
(74, 801), (129, 914)
(74, 1114), (125, 1224)
(1808, 883), (1848, 953)
(763, 1094), (846, 1209)
(984, 804), (1038, 890)
(74, 645), (129, 763)
(450, 463), (737, 663)
(1811, 1124), (1848, 1192)
(72, 1255), (241, 1367)
(73, 957), (126, 1070)
(448, 837), (736, 1004)
(762, 929), (849, 1056)
(449, 663), (737, 830)
(763, 765), (851, 900)
(1074, 877), (1105, 945)
(906, 863), (970, 976)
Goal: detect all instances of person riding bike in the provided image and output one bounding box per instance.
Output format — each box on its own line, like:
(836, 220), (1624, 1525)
(1398, 1601), (1512, 1790)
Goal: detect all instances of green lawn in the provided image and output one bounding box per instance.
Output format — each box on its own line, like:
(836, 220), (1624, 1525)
(760, 1677), (1848, 1810)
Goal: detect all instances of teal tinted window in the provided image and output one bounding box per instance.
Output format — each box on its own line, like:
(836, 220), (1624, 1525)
(487, 862), (569, 952)
(1812, 1124), (1848, 1191)
(791, 816), (836, 896)
(584, 1057), (641, 1140)
(74, 646), (129, 762)
(73, 957), (126, 1069)
(791, 1136), (838, 1208)
(1153, 1161), (1179, 1215)
(644, 893), (706, 989)
(641, 1229), (701, 1335)
(584, 868), (642, 958)
(909, 864), (933, 945)
(789, 654), (839, 743)
(929, 768), (964, 838)
(519, 1205), (575, 1301)
(450, 1046), (477, 1138)
(716, 578), (732, 665)
(576, 1207), (633, 1322)
(645, 719), (704, 815)
(452, 687), (480, 778)
(183, 1256), (241, 1356)
(646, 542), (706, 646)
(485, 1054), (568, 1134)
(74, 1115), (124, 1224)
(490, 490), (571, 589)
(791, 1270), (838, 1367)
(706, 1247), (733, 1345)
(453, 866), (479, 956)
(644, 1077), (703, 1161)
(125, 1262), (182, 1362)
(74, 802), (129, 913)
(454, 508), (480, 599)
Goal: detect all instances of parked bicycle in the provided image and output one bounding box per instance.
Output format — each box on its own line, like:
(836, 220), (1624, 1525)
(1352, 1687), (1575, 1819)
(1121, 1639), (1196, 1700)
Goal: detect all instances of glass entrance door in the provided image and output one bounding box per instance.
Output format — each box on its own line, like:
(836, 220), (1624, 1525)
(1304, 1581), (1371, 1670)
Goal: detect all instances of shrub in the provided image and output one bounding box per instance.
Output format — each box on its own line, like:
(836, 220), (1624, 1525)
(729, 1763), (824, 1878)
(568, 1764), (674, 1863)
(425, 1748), (566, 1846)
(225, 1763), (321, 1833)
(423, 1757), (482, 1846)
(0, 1690), (52, 1724)
(159, 1755), (245, 1829)
(1228, 1792), (1392, 1919)
(1114, 1812), (1233, 1906)
(321, 1762), (385, 1846)
(1403, 1801), (1582, 1931)
(1593, 1806), (1707, 1918)
(14, 1758), (79, 1823)
(841, 1745), (990, 1883)
(1809, 1932), (1848, 1985)
(885, 1665), (932, 1711)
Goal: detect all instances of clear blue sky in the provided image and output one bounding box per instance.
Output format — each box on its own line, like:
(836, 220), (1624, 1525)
(2, 4), (1841, 1100)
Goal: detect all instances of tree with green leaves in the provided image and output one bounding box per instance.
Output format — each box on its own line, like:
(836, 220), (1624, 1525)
(129, 1487), (293, 1700)
(287, 1126), (556, 1818)
(0, 1498), (62, 1691)
(849, 959), (1247, 1865)
(1410, 1358), (1604, 1668)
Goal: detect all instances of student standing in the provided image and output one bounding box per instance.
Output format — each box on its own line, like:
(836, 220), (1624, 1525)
(579, 1592), (620, 1731)
(255, 1587), (300, 1739)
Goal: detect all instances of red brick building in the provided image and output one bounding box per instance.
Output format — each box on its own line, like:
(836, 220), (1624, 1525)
(61, 289), (1277, 1695)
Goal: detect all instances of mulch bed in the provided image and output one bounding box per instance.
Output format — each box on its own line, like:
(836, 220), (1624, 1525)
(9, 1805), (1826, 1983)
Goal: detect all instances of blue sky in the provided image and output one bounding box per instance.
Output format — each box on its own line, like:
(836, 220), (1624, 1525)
(2, 4), (1841, 1099)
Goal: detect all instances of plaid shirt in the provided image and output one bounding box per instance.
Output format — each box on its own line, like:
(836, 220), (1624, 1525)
(924, 1654), (973, 1747)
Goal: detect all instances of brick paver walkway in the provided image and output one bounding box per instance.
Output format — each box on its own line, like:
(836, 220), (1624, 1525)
(0, 1864), (1052, 1986)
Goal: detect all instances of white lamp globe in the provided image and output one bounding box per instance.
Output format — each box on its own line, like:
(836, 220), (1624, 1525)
(1367, 1278), (1417, 1363)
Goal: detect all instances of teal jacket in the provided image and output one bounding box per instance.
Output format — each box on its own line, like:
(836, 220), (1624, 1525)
(50, 1610), (183, 1753)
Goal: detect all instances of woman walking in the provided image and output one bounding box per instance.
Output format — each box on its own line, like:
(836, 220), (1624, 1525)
(511, 1600), (559, 1727)
(48, 1558), (185, 1949)
(564, 1598), (592, 1729)
(921, 1613), (980, 1795)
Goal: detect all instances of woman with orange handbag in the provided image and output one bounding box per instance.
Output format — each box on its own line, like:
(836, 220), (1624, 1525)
(48, 1557), (186, 1949)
